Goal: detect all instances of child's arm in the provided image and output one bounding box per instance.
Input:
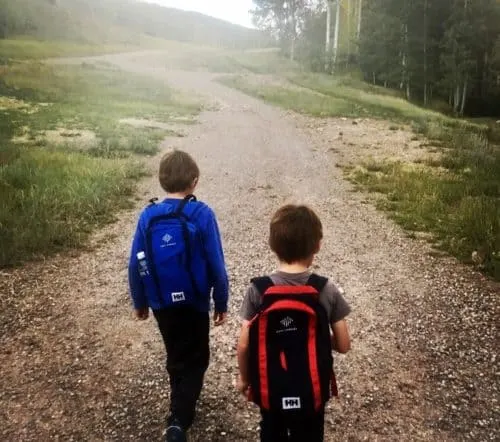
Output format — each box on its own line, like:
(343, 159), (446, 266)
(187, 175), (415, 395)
(202, 209), (229, 320)
(237, 320), (251, 395)
(128, 217), (149, 320)
(331, 319), (351, 353)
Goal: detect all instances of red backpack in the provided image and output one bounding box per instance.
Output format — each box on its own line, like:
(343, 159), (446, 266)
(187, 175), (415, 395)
(247, 274), (337, 414)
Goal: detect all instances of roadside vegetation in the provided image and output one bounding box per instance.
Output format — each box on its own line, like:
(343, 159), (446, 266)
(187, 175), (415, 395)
(242, 0), (500, 279)
(219, 66), (500, 279)
(0, 58), (200, 267)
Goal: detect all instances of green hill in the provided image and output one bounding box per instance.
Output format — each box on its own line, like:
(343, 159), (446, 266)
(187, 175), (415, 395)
(0, 0), (267, 49)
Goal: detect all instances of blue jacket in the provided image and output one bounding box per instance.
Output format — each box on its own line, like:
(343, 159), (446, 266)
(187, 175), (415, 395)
(128, 198), (229, 313)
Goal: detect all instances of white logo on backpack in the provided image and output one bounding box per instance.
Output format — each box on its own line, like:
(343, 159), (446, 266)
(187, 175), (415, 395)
(282, 397), (301, 410)
(280, 316), (294, 328)
(277, 316), (297, 334)
(171, 292), (186, 303)
(161, 233), (176, 247)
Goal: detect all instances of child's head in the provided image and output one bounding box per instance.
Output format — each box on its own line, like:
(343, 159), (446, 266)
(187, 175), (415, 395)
(269, 204), (323, 265)
(159, 150), (199, 194)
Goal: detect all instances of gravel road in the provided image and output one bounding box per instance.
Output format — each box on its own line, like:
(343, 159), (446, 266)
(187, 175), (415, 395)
(1, 51), (498, 442)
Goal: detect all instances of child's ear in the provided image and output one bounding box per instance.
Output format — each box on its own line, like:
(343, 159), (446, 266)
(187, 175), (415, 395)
(314, 240), (322, 254)
(192, 177), (199, 188)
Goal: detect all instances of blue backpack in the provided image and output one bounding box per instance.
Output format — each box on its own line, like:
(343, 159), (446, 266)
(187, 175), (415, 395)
(139, 195), (209, 309)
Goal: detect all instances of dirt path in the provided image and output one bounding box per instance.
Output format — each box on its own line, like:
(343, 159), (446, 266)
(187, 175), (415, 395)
(1, 52), (498, 442)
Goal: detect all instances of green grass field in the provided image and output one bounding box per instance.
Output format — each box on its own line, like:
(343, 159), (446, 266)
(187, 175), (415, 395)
(0, 58), (200, 267)
(0, 36), (172, 60)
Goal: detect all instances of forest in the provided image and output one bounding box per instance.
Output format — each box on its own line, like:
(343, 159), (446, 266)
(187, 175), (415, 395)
(252, 0), (500, 116)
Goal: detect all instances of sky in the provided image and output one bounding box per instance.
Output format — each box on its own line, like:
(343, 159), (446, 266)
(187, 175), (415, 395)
(141, 1), (255, 28)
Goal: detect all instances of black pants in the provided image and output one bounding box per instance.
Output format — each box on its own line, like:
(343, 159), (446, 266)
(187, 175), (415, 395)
(154, 307), (210, 430)
(260, 409), (325, 442)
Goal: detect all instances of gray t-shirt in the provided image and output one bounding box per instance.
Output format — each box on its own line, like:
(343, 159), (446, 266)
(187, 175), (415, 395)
(240, 270), (351, 324)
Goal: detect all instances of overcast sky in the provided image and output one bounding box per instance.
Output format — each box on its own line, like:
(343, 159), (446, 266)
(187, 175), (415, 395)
(141, 0), (255, 28)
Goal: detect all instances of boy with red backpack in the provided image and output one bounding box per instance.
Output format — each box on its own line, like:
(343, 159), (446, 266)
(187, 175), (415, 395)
(237, 204), (351, 442)
(128, 150), (229, 442)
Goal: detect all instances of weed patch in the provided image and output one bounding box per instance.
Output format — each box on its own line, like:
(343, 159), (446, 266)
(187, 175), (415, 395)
(347, 149), (500, 279)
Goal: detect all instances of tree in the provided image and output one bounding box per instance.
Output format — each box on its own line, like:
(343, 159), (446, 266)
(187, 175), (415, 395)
(252, 0), (309, 60)
(332, 0), (340, 67)
(357, 0), (362, 40)
(251, 0), (500, 115)
(325, 0), (332, 70)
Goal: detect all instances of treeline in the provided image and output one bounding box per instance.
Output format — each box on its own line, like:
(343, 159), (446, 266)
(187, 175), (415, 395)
(252, 0), (500, 116)
(0, 0), (268, 49)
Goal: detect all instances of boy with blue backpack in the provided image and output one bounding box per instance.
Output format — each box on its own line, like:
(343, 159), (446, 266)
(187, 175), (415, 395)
(237, 204), (351, 442)
(128, 149), (229, 442)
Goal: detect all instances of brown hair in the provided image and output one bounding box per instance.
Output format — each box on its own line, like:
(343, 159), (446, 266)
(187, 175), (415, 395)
(269, 204), (323, 264)
(159, 150), (200, 193)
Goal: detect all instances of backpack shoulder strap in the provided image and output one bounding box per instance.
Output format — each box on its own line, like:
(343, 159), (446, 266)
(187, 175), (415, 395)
(306, 273), (329, 293)
(250, 276), (274, 295)
(175, 194), (197, 216)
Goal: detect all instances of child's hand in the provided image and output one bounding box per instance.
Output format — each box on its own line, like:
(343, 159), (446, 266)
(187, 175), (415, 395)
(213, 311), (227, 326)
(237, 377), (249, 396)
(135, 307), (149, 321)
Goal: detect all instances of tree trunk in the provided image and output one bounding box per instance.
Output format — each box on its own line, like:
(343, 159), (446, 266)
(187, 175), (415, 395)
(423, 0), (428, 106)
(460, 76), (468, 115)
(454, 83), (461, 113)
(333, 0), (341, 68)
(357, 0), (362, 40)
(289, 1), (297, 61)
(401, 24), (407, 91)
(347, 0), (351, 66)
(325, 0), (332, 71)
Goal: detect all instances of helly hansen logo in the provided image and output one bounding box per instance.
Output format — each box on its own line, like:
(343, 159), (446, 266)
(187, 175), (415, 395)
(282, 397), (301, 410)
(171, 292), (186, 303)
(161, 233), (176, 247)
(277, 316), (297, 334)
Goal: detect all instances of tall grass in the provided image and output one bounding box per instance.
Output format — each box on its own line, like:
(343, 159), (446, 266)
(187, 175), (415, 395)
(0, 59), (199, 267)
(0, 148), (145, 266)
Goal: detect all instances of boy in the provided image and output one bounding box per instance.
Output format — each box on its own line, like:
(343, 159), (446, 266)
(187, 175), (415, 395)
(128, 150), (229, 442)
(237, 204), (351, 442)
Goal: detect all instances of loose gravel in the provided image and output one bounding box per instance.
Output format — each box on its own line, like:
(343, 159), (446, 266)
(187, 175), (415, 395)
(0, 52), (498, 442)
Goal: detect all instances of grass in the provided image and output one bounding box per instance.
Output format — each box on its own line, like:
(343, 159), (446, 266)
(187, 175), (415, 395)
(0, 36), (171, 60)
(159, 47), (301, 75)
(219, 75), (359, 117)
(219, 68), (500, 279)
(0, 149), (145, 265)
(0, 59), (200, 267)
(347, 133), (500, 279)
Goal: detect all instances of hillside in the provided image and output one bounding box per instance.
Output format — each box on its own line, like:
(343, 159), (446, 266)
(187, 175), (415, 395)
(0, 0), (267, 49)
